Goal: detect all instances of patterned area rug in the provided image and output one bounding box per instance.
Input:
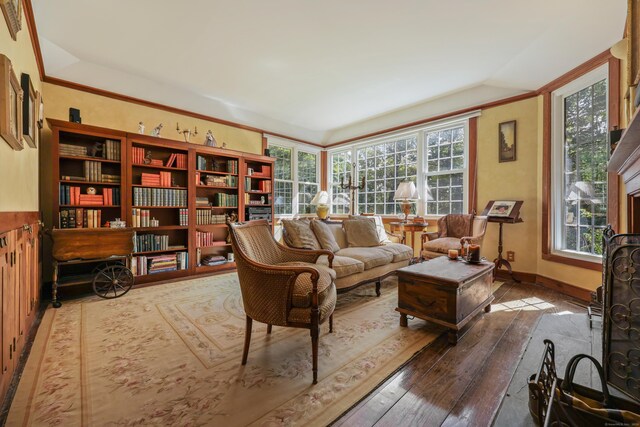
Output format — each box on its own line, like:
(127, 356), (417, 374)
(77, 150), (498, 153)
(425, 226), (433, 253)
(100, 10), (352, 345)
(8, 274), (443, 426)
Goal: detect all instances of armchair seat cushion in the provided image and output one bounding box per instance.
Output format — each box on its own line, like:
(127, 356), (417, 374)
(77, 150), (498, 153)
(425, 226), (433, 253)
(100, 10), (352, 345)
(422, 237), (462, 254)
(316, 255), (365, 278)
(335, 247), (393, 270)
(288, 286), (337, 324)
(277, 262), (336, 308)
(378, 243), (413, 262)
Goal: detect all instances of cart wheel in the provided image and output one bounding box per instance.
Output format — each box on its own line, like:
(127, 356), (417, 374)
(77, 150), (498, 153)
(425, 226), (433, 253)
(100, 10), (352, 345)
(93, 265), (134, 299)
(92, 261), (124, 275)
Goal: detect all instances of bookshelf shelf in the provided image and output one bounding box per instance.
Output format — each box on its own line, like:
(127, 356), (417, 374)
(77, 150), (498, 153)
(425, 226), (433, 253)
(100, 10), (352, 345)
(49, 119), (274, 288)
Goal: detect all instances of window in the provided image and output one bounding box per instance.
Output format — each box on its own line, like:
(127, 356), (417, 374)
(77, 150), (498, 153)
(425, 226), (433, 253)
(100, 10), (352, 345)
(269, 140), (319, 216)
(356, 136), (418, 215)
(328, 117), (473, 217)
(551, 65), (608, 259)
(329, 150), (352, 214)
(424, 125), (466, 215)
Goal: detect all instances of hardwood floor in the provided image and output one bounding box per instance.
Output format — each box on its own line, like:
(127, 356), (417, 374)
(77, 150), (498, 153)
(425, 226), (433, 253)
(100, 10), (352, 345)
(332, 279), (591, 427)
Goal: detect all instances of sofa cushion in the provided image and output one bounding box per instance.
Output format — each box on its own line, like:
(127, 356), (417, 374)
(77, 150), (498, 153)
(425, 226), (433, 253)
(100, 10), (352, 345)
(349, 215), (391, 243)
(422, 237), (462, 254)
(282, 219), (321, 250)
(317, 254), (365, 278)
(343, 218), (381, 247)
(277, 262), (336, 308)
(379, 243), (413, 263)
(335, 247), (393, 270)
(311, 220), (341, 252)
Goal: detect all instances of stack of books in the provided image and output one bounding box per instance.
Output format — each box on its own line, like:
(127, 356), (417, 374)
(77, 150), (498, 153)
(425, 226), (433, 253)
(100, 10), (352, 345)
(200, 255), (227, 266)
(196, 197), (210, 207)
(78, 194), (104, 206)
(101, 174), (120, 183)
(59, 143), (88, 157)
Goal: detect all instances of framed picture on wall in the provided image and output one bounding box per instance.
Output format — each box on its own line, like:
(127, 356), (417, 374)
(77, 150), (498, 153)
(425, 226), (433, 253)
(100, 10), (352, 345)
(0, 0), (22, 41)
(37, 90), (43, 129)
(498, 120), (516, 162)
(21, 73), (37, 148)
(0, 54), (23, 150)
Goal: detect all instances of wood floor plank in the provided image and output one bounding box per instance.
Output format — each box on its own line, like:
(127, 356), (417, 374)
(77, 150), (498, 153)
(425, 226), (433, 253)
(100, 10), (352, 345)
(372, 285), (536, 426)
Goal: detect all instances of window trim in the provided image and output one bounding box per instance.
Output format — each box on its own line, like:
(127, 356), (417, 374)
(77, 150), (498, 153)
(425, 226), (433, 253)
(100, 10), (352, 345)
(327, 111), (479, 218)
(267, 136), (320, 218)
(550, 64), (608, 264)
(541, 53), (620, 272)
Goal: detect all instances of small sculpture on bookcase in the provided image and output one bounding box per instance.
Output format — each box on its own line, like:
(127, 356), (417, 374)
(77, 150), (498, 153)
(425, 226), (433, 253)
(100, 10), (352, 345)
(204, 130), (217, 147)
(150, 123), (163, 137)
(143, 150), (153, 165)
(227, 211), (238, 224)
(87, 187), (96, 195)
(138, 121), (145, 134)
(172, 177), (178, 187)
(222, 142), (227, 149)
(88, 142), (102, 158)
(261, 196), (266, 204)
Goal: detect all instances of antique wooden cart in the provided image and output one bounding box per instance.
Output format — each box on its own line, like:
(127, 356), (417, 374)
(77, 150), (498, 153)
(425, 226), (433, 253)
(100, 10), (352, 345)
(50, 228), (135, 307)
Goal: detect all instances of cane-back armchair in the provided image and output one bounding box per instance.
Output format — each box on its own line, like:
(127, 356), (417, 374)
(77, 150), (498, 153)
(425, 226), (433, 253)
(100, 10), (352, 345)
(228, 220), (337, 384)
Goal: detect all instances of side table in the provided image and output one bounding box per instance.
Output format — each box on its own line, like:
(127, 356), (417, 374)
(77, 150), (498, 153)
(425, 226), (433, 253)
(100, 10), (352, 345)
(389, 221), (428, 259)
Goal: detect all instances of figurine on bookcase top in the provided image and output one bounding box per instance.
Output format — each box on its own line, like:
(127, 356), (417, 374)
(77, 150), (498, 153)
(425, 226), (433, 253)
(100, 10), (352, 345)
(222, 142), (227, 149)
(138, 121), (145, 134)
(204, 130), (217, 147)
(150, 123), (163, 137)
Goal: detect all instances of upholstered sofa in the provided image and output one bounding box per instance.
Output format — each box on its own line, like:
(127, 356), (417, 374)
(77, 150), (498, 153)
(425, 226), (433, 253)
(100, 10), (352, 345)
(282, 216), (413, 295)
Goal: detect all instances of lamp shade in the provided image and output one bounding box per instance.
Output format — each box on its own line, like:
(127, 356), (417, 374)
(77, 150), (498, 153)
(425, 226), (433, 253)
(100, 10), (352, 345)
(311, 191), (330, 205)
(394, 181), (418, 200)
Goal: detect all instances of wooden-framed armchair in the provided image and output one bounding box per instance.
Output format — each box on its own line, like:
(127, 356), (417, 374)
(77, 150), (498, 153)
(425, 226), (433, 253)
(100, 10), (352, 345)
(421, 214), (488, 260)
(228, 220), (337, 384)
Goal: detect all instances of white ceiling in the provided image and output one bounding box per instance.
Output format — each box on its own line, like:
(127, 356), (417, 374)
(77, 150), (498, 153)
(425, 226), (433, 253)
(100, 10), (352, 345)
(33, 0), (627, 144)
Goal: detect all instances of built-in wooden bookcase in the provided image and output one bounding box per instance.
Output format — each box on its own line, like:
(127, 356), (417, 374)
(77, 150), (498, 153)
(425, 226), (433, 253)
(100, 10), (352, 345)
(50, 120), (127, 230)
(192, 146), (240, 274)
(127, 135), (191, 283)
(243, 157), (274, 226)
(48, 119), (275, 287)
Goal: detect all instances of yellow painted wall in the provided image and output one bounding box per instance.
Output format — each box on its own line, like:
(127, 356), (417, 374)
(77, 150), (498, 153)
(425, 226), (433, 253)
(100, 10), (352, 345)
(476, 97), (539, 274)
(42, 83), (263, 154)
(0, 11), (41, 212)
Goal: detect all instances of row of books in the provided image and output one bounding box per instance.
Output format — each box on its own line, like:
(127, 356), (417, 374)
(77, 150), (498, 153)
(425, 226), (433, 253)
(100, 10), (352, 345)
(141, 172), (172, 187)
(134, 234), (170, 253)
(245, 178), (272, 193)
(59, 185), (120, 206)
(83, 161), (106, 182)
(195, 231), (227, 248)
(195, 156), (238, 173)
(196, 211), (226, 225)
(59, 143), (87, 157)
(132, 187), (187, 207)
(196, 172), (237, 187)
(131, 252), (188, 276)
(59, 208), (103, 228)
(60, 173), (120, 184)
(212, 193), (238, 207)
(103, 140), (121, 160)
(132, 148), (188, 169)
(178, 208), (189, 226)
(131, 209), (154, 227)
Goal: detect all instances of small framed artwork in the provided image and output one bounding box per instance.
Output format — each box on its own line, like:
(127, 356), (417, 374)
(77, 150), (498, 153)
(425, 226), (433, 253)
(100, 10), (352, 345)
(37, 90), (44, 129)
(0, 0), (22, 41)
(0, 54), (23, 150)
(487, 200), (517, 217)
(21, 73), (37, 148)
(499, 120), (516, 162)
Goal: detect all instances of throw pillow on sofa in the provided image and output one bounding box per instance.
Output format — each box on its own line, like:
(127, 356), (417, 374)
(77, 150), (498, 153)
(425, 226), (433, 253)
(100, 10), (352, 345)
(343, 218), (381, 247)
(349, 215), (392, 243)
(311, 220), (341, 252)
(282, 219), (321, 250)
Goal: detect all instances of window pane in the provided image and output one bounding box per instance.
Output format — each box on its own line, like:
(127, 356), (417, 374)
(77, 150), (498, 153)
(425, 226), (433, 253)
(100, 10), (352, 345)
(424, 125), (466, 215)
(270, 145), (292, 180)
(330, 151), (352, 214)
(274, 181), (293, 215)
(356, 136), (418, 215)
(298, 151), (317, 183)
(560, 78), (607, 256)
(298, 183), (319, 214)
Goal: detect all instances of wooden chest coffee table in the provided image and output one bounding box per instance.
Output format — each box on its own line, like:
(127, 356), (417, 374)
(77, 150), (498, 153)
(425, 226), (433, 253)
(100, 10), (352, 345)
(396, 256), (495, 345)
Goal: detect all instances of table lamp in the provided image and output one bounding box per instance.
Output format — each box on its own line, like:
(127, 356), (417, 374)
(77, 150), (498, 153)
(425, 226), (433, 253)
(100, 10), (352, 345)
(394, 181), (419, 222)
(311, 191), (330, 219)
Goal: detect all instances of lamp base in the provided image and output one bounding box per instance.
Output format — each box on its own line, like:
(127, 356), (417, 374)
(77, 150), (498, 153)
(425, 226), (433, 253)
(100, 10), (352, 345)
(316, 205), (329, 220)
(401, 201), (411, 222)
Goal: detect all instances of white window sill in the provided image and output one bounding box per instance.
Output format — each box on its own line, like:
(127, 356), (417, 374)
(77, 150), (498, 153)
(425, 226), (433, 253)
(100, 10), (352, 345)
(551, 249), (602, 265)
